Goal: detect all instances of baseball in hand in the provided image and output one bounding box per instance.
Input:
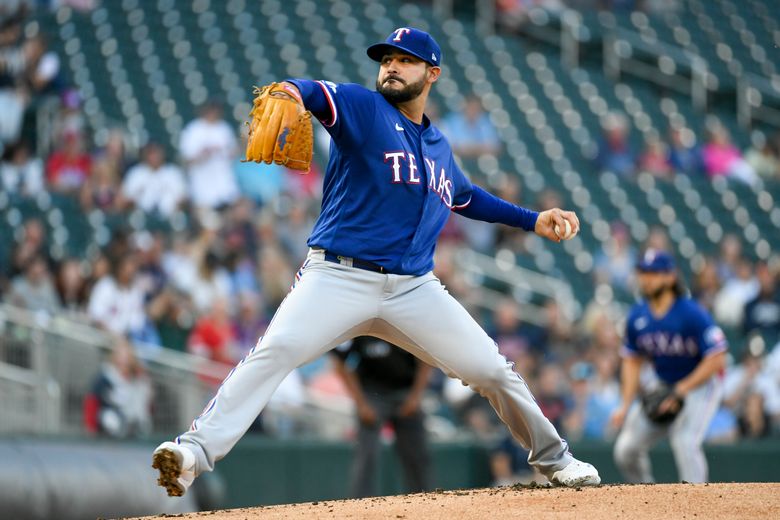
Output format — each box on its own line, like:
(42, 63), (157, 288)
(554, 219), (574, 240)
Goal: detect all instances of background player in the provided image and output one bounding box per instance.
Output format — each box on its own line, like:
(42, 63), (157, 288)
(611, 250), (727, 483)
(152, 27), (600, 496)
(332, 336), (432, 498)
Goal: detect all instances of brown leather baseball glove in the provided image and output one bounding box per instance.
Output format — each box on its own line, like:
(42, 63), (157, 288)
(244, 82), (313, 172)
(641, 384), (685, 424)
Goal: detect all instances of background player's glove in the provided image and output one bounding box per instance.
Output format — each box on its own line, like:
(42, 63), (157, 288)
(641, 385), (684, 424)
(244, 82), (313, 172)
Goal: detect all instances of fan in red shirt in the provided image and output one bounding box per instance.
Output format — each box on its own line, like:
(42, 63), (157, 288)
(187, 297), (238, 386)
(46, 130), (92, 192)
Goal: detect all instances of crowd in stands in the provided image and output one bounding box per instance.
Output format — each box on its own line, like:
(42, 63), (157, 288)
(0, 3), (778, 488)
(595, 111), (780, 184)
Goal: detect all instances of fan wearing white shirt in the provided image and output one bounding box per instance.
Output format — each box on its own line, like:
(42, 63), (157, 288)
(119, 142), (187, 217)
(179, 100), (240, 210)
(87, 254), (162, 346)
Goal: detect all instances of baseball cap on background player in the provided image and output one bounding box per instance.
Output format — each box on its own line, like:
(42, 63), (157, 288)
(366, 27), (442, 67)
(636, 249), (676, 273)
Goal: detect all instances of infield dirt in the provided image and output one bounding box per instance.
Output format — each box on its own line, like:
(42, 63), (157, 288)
(128, 482), (779, 519)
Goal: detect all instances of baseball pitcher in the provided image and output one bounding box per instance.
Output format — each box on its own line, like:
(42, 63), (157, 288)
(152, 27), (600, 497)
(612, 250), (727, 483)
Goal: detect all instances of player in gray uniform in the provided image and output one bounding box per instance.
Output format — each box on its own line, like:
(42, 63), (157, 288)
(152, 27), (600, 497)
(611, 250), (727, 483)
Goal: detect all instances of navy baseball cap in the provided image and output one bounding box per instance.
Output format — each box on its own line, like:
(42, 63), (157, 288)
(636, 249), (676, 272)
(367, 27), (442, 67)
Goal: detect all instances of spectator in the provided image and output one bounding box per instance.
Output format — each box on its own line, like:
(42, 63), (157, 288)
(119, 142), (187, 217)
(332, 336), (432, 498)
(0, 140), (44, 196)
(79, 157), (120, 212)
(593, 221), (637, 296)
(595, 112), (635, 178)
(738, 392), (771, 439)
(232, 292), (268, 357)
(258, 244), (295, 313)
(743, 262), (780, 347)
(93, 128), (128, 177)
(187, 297), (238, 386)
(717, 234), (743, 283)
(54, 87), (85, 138)
(542, 298), (576, 362)
(0, 11), (28, 145)
(87, 253), (160, 345)
(20, 32), (61, 97)
(84, 335), (153, 438)
(644, 225), (671, 253)
(722, 335), (766, 420)
(586, 355), (621, 439)
(496, 0), (565, 31)
(45, 130), (91, 193)
(8, 217), (49, 280)
(534, 363), (570, 431)
(700, 124), (758, 185)
(691, 257), (721, 313)
(7, 253), (61, 313)
(188, 249), (232, 315)
(440, 94), (501, 159)
(744, 130), (779, 181)
(55, 257), (88, 311)
(488, 434), (537, 486)
(179, 99), (240, 212)
(667, 125), (701, 175)
(713, 258), (759, 328)
(637, 134), (672, 179)
(489, 297), (546, 359)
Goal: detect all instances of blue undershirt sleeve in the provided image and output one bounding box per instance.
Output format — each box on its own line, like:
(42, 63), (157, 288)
(285, 79), (331, 123)
(453, 185), (539, 232)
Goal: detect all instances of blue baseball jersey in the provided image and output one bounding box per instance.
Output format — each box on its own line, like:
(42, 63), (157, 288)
(287, 79), (473, 275)
(622, 297), (728, 384)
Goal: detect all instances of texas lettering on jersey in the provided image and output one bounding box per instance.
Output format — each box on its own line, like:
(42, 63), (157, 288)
(383, 152), (454, 207)
(635, 332), (700, 357)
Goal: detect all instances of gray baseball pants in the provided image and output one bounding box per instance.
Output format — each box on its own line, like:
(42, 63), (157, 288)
(613, 376), (723, 483)
(175, 249), (573, 479)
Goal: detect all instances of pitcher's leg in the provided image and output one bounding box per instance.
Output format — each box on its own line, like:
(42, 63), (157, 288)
(177, 261), (381, 474)
(669, 378), (723, 483)
(376, 275), (572, 478)
(613, 404), (667, 483)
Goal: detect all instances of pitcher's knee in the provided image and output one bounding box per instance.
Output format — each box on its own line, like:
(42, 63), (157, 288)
(254, 333), (310, 368)
(463, 362), (513, 393)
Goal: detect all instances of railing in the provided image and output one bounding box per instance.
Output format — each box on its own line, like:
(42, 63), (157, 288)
(737, 73), (780, 128)
(0, 303), (358, 439)
(453, 247), (581, 324)
(494, 6), (780, 129)
(0, 304), (225, 436)
(604, 27), (710, 111)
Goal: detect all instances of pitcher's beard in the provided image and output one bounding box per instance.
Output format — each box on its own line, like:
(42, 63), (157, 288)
(377, 76), (426, 104)
(642, 283), (672, 301)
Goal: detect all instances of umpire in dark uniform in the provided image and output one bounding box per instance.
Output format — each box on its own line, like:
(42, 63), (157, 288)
(331, 336), (432, 498)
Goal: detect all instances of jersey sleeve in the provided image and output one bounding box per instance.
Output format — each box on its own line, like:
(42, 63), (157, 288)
(690, 304), (729, 356)
(449, 160), (473, 209)
(286, 79), (376, 148)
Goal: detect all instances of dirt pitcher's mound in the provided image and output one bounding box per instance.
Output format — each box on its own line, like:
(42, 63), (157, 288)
(131, 483), (780, 519)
